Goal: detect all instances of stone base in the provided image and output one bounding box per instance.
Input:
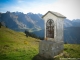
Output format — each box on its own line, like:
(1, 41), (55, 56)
(39, 40), (64, 58)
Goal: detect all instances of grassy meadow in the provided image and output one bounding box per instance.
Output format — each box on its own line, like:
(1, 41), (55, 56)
(0, 26), (39, 60)
(0, 26), (80, 60)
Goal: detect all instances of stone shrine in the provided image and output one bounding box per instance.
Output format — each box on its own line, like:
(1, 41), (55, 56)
(39, 11), (66, 58)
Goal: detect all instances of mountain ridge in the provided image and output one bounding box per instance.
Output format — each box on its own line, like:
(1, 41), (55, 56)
(0, 11), (44, 32)
(0, 11), (80, 44)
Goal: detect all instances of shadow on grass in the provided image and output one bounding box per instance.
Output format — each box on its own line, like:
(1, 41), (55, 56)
(32, 54), (59, 60)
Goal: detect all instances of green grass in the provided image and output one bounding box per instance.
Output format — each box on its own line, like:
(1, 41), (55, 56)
(0, 26), (40, 60)
(63, 44), (80, 58)
(0, 26), (80, 60)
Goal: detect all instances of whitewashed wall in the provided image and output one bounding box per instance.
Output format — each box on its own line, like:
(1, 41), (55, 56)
(56, 17), (64, 42)
(43, 13), (65, 42)
(43, 13), (57, 41)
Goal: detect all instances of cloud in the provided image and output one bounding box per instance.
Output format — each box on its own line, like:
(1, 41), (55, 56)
(27, 0), (80, 20)
(0, 0), (80, 20)
(51, 0), (80, 20)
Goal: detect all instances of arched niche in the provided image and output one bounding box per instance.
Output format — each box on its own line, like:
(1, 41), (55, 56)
(46, 19), (54, 38)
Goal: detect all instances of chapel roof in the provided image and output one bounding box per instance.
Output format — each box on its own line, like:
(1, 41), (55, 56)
(42, 11), (66, 18)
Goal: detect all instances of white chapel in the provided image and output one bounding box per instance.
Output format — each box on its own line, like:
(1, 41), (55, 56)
(39, 11), (66, 58)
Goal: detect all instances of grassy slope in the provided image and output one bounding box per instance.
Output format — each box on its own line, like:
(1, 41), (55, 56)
(0, 26), (40, 60)
(64, 44), (80, 58)
(0, 26), (80, 60)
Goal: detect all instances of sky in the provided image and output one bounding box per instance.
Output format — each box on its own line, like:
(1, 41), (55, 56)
(0, 0), (80, 20)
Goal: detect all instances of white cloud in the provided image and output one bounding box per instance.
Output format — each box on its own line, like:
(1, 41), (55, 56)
(18, 0), (80, 20)
(25, 0), (80, 20)
(0, 0), (80, 20)
(51, 0), (80, 20)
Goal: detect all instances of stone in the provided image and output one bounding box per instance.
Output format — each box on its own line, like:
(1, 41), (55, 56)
(39, 40), (64, 58)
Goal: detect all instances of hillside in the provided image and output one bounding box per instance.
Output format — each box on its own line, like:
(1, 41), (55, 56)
(0, 26), (80, 60)
(0, 26), (40, 60)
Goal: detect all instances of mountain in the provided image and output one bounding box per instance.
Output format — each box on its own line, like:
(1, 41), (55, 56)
(64, 27), (80, 44)
(64, 19), (80, 44)
(0, 11), (80, 44)
(64, 19), (73, 27)
(0, 11), (44, 32)
(33, 29), (44, 37)
(72, 19), (80, 27)
(64, 19), (80, 28)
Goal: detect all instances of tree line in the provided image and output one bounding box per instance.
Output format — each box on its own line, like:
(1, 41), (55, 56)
(0, 22), (2, 28)
(24, 30), (44, 40)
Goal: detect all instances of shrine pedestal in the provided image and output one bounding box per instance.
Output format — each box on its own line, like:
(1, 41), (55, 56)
(39, 40), (64, 58)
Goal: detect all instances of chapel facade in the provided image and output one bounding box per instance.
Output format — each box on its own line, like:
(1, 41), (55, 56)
(39, 11), (66, 58)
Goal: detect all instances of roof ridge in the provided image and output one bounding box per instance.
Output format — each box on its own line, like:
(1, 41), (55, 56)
(42, 11), (66, 18)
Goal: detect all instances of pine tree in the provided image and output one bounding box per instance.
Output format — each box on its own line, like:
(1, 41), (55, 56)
(0, 22), (2, 28)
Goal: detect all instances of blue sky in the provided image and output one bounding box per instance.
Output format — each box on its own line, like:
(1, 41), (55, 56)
(0, 0), (80, 20)
(0, 0), (57, 13)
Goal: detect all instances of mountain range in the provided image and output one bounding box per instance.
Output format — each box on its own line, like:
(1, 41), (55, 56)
(0, 11), (80, 44)
(0, 11), (44, 32)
